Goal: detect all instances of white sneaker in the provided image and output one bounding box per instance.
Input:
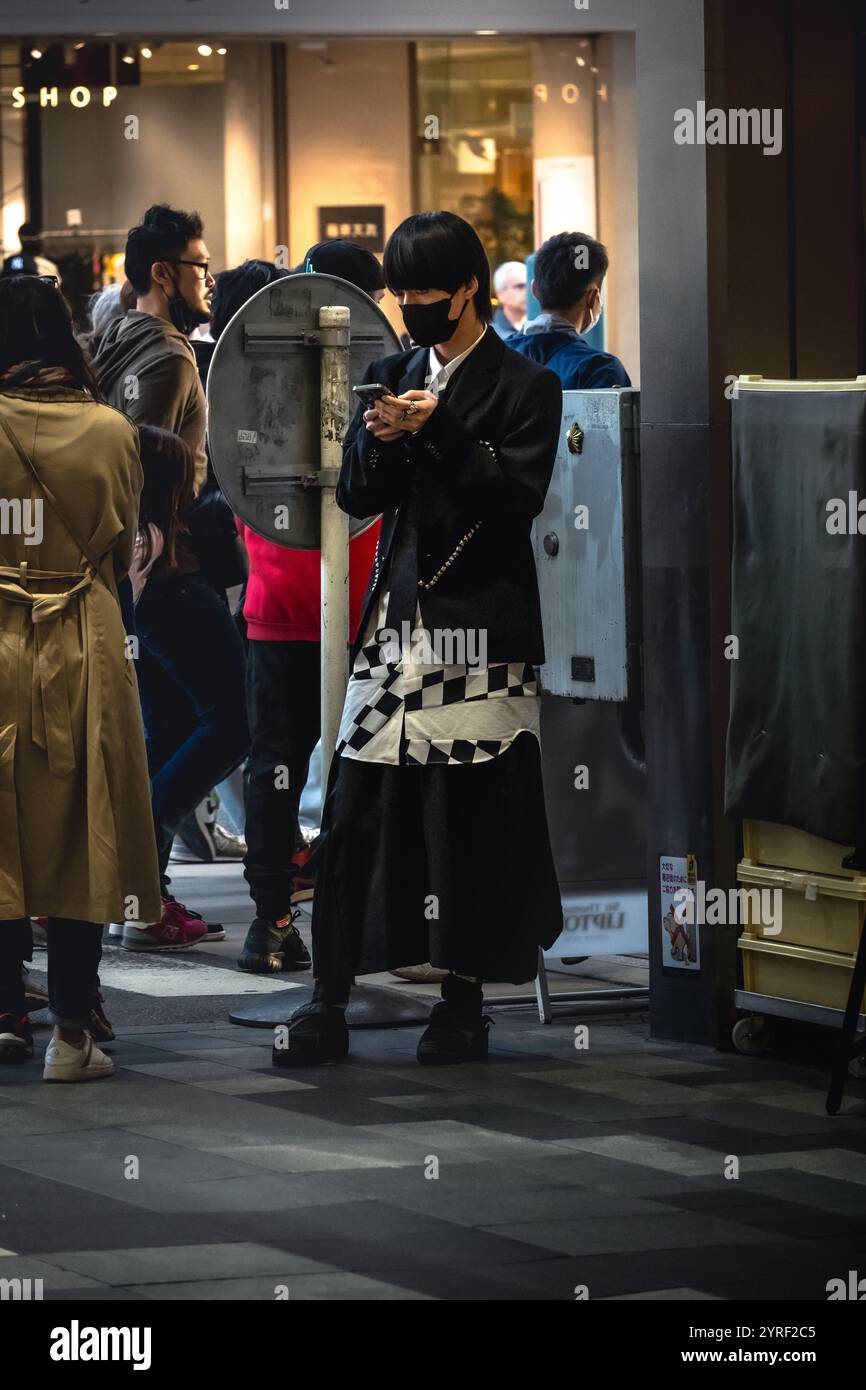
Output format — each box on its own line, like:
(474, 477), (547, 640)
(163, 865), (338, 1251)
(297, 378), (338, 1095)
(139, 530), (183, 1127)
(43, 1034), (114, 1083)
(170, 818), (247, 864)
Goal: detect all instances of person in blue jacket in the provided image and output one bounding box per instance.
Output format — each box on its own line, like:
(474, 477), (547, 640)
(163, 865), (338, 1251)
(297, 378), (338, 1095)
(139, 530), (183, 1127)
(506, 231), (631, 389)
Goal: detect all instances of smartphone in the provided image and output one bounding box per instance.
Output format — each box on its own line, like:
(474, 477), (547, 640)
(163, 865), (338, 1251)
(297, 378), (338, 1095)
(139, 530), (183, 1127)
(352, 382), (392, 409)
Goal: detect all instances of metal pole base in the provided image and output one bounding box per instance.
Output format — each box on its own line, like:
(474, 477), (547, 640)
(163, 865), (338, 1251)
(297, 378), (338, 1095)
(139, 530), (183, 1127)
(229, 983), (434, 1030)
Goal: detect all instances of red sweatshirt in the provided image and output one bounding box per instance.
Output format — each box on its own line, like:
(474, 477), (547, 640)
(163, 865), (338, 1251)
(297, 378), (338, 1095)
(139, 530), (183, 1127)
(237, 520), (380, 643)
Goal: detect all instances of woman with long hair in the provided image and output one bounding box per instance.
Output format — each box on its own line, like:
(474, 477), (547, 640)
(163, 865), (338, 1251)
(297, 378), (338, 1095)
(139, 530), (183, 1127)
(0, 275), (161, 1080)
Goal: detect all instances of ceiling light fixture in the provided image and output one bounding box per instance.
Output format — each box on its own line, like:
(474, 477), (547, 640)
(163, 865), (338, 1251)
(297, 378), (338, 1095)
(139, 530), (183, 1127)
(140, 46), (152, 59)
(30, 48), (42, 59)
(197, 44), (212, 56)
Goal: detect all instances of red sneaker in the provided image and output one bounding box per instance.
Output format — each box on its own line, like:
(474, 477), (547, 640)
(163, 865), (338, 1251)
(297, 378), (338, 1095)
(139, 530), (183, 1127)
(120, 903), (208, 951)
(0, 1013), (34, 1062)
(162, 895), (225, 943)
(290, 845), (316, 904)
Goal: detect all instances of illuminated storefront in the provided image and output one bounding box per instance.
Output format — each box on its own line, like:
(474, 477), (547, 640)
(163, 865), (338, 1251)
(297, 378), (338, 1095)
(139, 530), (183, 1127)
(0, 31), (638, 374)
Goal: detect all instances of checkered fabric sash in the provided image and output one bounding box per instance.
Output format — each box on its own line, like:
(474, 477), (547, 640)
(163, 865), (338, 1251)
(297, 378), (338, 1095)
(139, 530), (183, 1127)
(336, 632), (539, 765)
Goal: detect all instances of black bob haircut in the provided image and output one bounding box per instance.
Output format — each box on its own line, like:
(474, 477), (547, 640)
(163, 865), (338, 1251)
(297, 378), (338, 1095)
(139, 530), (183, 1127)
(533, 231), (609, 313)
(383, 211), (491, 322)
(210, 260), (290, 342)
(124, 204), (204, 296)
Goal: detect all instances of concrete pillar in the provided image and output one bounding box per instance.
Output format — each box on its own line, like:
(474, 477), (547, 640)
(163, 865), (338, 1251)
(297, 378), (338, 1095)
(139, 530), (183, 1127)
(224, 43), (276, 266)
(636, 0), (737, 1045)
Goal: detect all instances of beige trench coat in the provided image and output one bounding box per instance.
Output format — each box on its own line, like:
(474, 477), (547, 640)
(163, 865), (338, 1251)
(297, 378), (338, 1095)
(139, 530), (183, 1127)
(0, 386), (162, 925)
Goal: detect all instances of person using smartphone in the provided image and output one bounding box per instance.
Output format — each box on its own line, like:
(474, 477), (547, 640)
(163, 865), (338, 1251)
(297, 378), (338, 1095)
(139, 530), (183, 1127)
(275, 210), (564, 1069)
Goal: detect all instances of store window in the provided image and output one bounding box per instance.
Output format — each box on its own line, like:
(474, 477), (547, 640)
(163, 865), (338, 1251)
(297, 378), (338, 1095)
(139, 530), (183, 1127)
(413, 33), (637, 375)
(415, 39), (535, 268)
(1, 41), (231, 324)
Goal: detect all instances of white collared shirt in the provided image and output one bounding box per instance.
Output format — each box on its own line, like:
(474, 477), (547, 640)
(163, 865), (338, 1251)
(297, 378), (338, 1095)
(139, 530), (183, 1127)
(425, 326), (489, 398)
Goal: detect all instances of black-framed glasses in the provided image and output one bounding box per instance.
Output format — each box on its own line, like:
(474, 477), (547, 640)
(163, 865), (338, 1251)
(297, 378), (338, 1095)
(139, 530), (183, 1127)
(165, 258), (210, 279)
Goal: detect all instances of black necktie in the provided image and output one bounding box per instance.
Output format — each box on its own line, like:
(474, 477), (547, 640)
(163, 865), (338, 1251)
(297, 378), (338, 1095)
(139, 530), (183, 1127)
(384, 469), (421, 635)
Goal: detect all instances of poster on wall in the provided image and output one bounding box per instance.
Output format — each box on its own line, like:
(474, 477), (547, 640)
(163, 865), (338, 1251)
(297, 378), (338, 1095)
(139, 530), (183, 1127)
(659, 854), (702, 974)
(318, 206), (385, 253)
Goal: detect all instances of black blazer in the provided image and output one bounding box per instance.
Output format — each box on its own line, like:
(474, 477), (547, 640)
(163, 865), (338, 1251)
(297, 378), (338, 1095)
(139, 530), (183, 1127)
(338, 326), (563, 665)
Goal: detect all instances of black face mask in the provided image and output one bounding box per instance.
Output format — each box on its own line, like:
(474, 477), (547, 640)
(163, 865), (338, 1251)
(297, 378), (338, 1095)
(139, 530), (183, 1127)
(400, 291), (468, 348)
(166, 269), (209, 338)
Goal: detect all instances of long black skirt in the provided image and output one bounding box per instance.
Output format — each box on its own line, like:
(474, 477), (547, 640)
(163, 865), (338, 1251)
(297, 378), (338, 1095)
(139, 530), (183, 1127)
(310, 730), (563, 986)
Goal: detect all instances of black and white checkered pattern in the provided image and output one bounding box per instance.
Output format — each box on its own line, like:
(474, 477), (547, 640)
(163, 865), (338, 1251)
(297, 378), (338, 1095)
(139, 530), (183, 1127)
(337, 632), (539, 764)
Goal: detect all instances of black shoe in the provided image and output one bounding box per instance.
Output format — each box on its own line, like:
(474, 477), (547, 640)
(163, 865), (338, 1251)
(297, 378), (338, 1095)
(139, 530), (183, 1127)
(238, 911), (311, 975)
(416, 1000), (492, 1066)
(272, 1001), (349, 1067)
(0, 1013), (34, 1063)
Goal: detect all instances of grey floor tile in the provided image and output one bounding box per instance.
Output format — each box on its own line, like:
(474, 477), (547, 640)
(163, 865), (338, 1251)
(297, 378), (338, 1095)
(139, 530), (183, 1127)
(0, 1255), (106, 1291)
(38, 1242), (337, 1285)
(130, 1272), (433, 1300)
(479, 1213), (791, 1256)
(599, 1286), (724, 1300)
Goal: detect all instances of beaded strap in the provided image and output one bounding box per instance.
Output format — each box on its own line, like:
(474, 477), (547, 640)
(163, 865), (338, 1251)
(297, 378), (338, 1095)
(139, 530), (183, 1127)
(416, 435), (492, 592)
(418, 521), (483, 590)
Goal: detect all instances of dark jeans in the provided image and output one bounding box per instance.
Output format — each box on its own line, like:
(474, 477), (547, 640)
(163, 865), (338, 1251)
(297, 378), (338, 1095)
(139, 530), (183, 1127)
(117, 574), (136, 638)
(0, 919), (103, 1029)
(136, 575), (249, 891)
(243, 639), (321, 921)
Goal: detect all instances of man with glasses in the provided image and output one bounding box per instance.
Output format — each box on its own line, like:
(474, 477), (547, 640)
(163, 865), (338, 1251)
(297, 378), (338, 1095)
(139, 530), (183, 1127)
(93, 206), (248, 955)
(491, 260), (527, 339)
(95, 204), (213, 487)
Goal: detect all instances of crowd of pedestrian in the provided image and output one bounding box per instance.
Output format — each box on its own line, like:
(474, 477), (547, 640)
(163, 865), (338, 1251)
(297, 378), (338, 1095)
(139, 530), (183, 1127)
(0, 204), (629, 1080)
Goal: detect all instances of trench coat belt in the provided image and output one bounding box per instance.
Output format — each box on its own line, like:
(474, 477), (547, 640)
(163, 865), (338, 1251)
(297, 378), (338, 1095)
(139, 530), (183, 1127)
(0, 561), (97, 776)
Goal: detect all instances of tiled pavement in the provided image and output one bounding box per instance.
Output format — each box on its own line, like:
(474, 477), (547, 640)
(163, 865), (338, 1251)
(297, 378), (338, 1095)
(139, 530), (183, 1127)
(5, 865), (866, 1301)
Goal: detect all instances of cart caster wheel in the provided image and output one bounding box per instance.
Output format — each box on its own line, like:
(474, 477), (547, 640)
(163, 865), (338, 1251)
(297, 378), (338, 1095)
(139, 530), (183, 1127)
(847, 1055), (866, 1081)
(732, 1015), (770, 1056)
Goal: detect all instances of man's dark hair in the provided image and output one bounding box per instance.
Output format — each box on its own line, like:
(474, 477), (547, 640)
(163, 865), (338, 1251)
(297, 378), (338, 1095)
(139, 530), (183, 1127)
(124, 204), (204, 297)
(303, 239), (385, 297)
(18, 221), (41, 249)
(0, 274), (100, 396)
(210, 260), (289, 342)
(533, 232), (609, 313)
(383, 211), (492, 323)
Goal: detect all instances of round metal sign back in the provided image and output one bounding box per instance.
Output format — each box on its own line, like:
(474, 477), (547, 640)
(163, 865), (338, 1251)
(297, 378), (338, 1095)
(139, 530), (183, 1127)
(206, 271), (402, 548)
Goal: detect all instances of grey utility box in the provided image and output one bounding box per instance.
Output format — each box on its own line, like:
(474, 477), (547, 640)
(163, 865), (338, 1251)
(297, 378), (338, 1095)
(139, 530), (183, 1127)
(535, 388), (641, 702)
